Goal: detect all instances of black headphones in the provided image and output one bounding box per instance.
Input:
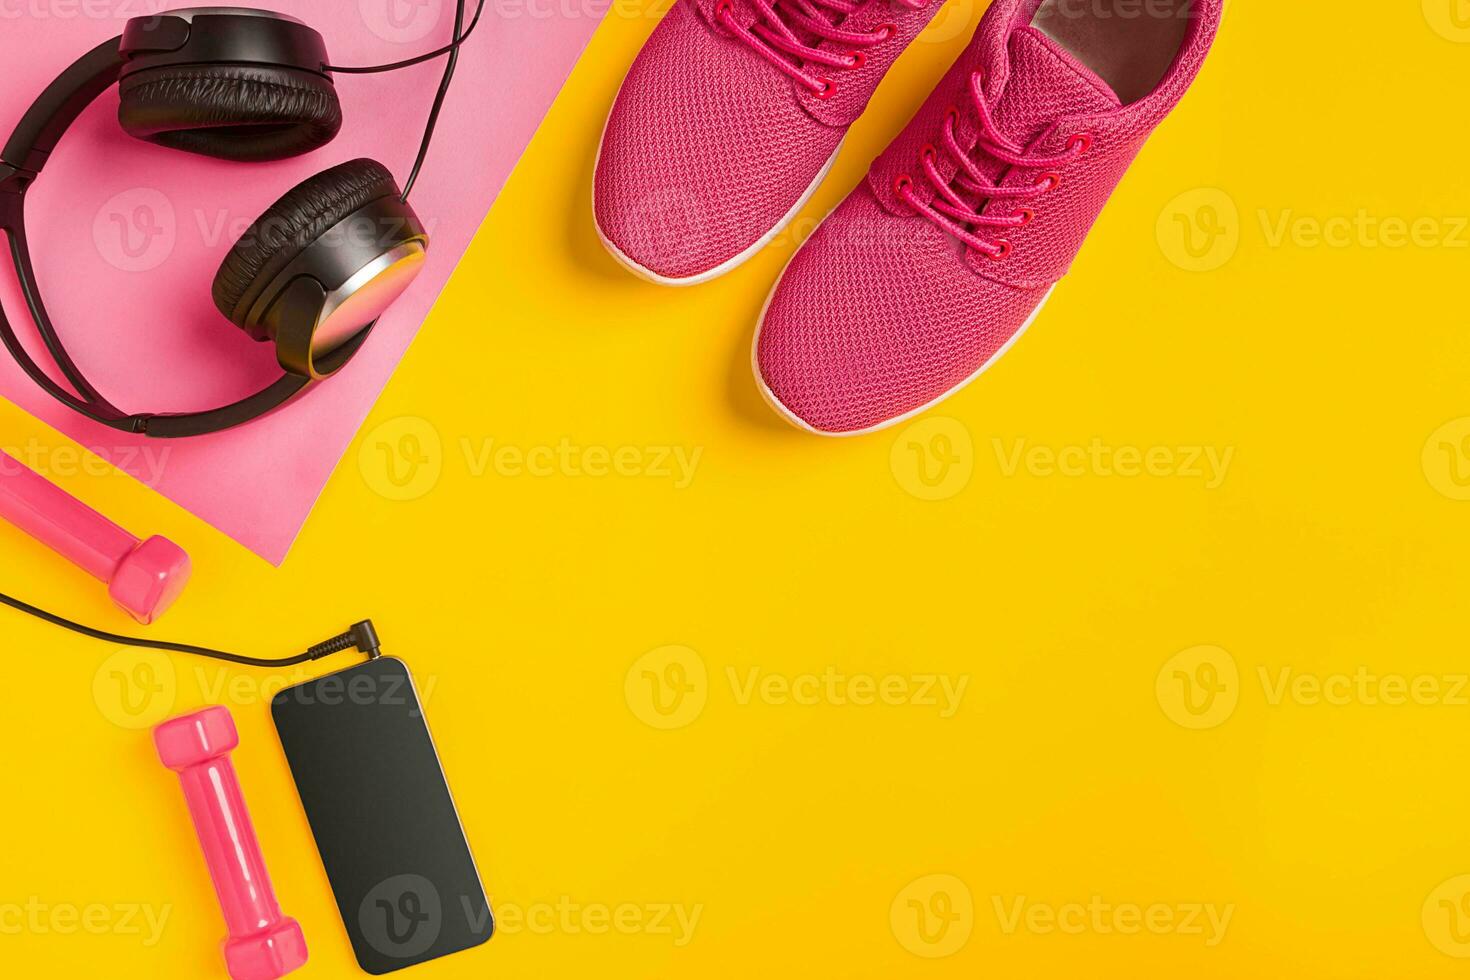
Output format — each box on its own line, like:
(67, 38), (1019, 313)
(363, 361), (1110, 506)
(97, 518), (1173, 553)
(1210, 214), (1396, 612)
(0, 5), (479, 438)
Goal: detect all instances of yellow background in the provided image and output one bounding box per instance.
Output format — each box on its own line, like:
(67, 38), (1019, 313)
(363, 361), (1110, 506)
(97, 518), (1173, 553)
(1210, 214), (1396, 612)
(4, 0), (1470, 976)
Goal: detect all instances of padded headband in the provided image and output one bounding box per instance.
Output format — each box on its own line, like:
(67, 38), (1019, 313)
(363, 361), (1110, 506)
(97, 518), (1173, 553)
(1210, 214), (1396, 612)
(0, 3), (471, 438)
(0, 35), (362, 438)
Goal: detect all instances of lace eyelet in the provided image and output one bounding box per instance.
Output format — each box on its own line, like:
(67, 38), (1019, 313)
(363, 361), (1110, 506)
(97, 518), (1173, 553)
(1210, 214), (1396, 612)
(1067, 132), (1093, 154)
(893, 173), (914, 196)
(716, 0), (733, 14)
(1013, 208), (1034, 227)
(986, 240), (1013, 261)
(1036, 172), (1061, 192)
(812, 78), (836, 99)
(920, 142), (936, 164)
(875, 22), (896, 40)
(944, 105), (960, 127)
(846, 50), (866, 69)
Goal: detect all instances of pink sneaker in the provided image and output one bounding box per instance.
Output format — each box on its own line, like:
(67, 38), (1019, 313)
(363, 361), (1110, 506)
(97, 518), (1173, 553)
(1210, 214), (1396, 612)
(594, 0), (943, 285)
(754, 0), (1221, 433)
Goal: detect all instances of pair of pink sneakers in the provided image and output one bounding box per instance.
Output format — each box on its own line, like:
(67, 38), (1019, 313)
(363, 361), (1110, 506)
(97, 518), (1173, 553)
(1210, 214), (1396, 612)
(595, 0), (1221, 435)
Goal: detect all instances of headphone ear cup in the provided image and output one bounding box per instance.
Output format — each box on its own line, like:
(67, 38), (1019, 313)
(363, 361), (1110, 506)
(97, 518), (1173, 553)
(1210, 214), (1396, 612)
(118, 65), (342, 162)
(212, 158), (401, 329)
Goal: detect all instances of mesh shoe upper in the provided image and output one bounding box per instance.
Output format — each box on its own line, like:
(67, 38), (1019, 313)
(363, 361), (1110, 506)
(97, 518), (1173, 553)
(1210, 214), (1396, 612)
(757, 0), (1221, 432)
(594, 0), (940, 281)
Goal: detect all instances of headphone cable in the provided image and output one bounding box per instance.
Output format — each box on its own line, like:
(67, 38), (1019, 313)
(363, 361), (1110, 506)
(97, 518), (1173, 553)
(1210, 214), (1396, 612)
(399, 0), (469, 200)
(321, 0), (480, 201)
(0, 591), (382, 668)
(321, 0), (487, 75)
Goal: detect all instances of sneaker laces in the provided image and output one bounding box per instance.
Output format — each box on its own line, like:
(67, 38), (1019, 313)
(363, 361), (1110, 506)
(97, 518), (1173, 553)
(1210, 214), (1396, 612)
(715, 0), (924, 98)
(894, 68), (1091, 260)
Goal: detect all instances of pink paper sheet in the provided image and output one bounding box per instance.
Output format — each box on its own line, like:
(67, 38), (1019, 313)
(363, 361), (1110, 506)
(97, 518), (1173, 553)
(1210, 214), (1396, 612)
(0, 0), (602, 563)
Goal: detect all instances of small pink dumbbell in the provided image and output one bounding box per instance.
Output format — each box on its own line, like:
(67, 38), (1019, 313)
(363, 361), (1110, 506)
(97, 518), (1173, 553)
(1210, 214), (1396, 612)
(0, 450), (190, 623)
(155, 706), (308, 980)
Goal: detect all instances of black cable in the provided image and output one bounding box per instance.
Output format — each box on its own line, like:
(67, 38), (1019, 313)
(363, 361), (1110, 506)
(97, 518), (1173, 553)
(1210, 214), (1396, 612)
(399, 0), (469, 201)
(323, 0), (487, 74)
(0, 591), (382, 668)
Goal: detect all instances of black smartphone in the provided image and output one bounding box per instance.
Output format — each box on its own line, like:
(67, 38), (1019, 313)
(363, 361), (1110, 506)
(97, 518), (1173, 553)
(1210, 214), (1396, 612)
(271, 656), (492, 974)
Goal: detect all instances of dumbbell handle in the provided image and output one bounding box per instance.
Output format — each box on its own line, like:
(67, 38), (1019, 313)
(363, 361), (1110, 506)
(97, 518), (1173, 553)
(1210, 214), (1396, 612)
(156, 706), (307, 980)
(175, 756), (283, 938)
(0, 450), (138, 581)
(0, 450), (189, 623)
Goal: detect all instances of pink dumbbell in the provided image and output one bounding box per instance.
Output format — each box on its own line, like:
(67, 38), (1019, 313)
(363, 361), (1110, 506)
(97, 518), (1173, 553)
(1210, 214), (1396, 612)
(155, 706), (308, 980)
(0, 450), (189, 623)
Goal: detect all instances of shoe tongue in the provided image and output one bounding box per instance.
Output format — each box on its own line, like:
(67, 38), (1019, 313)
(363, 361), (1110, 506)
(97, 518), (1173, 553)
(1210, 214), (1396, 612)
(989, 25), (1121, 148)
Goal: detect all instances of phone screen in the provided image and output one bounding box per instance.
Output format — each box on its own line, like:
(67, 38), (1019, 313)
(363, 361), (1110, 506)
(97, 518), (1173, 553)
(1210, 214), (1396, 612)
(271, 657), (492, 974)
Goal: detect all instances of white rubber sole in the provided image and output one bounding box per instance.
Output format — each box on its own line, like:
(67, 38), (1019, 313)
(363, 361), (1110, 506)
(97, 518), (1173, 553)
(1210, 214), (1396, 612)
(591, 83), (845, 286)
(751, 271), (1058, 437)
